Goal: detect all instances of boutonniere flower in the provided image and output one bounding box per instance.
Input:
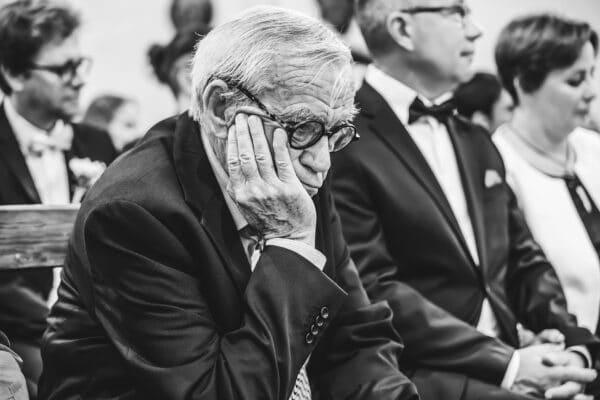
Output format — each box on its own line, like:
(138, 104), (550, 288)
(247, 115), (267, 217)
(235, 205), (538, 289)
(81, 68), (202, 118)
(68, 157), (106, 203)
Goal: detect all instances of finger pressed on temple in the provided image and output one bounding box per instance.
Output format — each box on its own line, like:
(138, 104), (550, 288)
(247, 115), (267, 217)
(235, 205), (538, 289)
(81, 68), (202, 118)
(227, 125), (245, 187)
(247, 115), (276, 180)
(272, 128), (296, 182)
(235, 113), (259, 179)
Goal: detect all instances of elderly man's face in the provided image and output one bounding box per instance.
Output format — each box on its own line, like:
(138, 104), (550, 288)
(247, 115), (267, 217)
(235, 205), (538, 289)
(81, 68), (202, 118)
(407, 0), (481, 88)
(231, 62), (356, 196)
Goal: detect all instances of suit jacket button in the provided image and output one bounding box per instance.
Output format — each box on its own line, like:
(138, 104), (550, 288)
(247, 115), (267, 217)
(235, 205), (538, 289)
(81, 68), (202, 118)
(305, 332), (314, 344)
(315, 315), (324, 327)
(310, 324), (319, 336)
(320, 306), (329, 319)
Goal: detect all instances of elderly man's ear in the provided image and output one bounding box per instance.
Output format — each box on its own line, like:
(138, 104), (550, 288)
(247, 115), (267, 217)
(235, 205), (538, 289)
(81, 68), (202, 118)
(386, 11), (415, 51)
(202, 79), (230, 138)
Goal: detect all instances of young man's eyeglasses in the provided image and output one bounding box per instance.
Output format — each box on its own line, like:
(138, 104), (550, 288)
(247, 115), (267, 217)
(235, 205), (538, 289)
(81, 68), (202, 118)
(224, 81), (359, 152)
(27, 57), (92, 83)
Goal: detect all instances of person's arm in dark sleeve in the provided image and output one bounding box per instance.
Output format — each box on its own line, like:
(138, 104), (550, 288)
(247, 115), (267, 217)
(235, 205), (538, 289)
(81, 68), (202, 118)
(309, 190), (419, 399)
(330, 152), (515, 385)
(84, 200), (349, 400)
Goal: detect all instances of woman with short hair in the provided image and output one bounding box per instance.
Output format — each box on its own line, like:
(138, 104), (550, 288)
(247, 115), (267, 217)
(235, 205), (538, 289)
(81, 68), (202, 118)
(493, 15), (600, 389)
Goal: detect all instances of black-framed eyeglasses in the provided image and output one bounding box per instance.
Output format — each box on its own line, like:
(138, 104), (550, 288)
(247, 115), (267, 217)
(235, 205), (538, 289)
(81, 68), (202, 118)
(225, 81), (359, 152)
(27, 57), (92, 83)
(399, 4), (471, 22)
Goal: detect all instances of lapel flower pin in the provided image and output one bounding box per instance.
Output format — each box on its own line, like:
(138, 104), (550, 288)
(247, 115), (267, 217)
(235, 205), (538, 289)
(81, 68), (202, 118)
(68, 157), (106, 203)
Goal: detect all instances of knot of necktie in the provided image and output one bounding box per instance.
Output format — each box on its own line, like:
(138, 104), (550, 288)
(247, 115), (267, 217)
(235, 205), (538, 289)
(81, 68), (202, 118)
(408, 97), (456, 124)
(25, 122), (73, 157)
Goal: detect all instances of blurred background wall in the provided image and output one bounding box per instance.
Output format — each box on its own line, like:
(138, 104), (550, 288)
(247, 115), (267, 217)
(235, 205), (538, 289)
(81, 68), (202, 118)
(62, 0), (600, 131)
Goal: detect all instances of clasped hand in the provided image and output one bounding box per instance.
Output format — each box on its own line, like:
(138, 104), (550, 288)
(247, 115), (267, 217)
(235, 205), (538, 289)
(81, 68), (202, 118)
(226, 113), (317, 246)
(512, 335), (596, 399)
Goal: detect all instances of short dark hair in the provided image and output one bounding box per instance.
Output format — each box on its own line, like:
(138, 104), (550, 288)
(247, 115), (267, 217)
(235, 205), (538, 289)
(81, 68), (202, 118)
(0, 0), (80, 95)
(148, 23), (211, 96)
(495, 14), (598, 105)
(454, 72), (503, 119)
(82, 94), (132, 132)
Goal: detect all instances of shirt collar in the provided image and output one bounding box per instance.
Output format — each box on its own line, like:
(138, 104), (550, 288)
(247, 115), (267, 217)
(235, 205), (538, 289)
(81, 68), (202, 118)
(364, 64), (454, 124)
(365, 64), (416, 125)
(4, 99), (72, 155)
(199, 128), (249, 232)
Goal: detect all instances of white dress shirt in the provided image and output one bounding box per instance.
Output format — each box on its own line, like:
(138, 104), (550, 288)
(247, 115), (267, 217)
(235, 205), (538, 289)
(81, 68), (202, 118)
(200, 130), (326, 271)
(5, 99), (73, 308)
(494, 126), (600, 332)
(4, 99), (71, 204)
(364, 65), (519, 386)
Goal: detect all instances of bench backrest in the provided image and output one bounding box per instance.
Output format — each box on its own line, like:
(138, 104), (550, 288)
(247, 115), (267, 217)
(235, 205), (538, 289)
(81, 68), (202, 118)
(0, 204), (79, 270)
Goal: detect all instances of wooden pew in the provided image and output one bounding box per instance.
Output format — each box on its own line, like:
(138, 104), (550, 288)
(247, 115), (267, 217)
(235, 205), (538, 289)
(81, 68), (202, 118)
(0, 204), (79, 270)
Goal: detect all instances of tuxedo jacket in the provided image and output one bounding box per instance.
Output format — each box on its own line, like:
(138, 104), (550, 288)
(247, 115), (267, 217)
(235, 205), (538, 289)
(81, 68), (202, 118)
(38, 113), (419, 400)
(330, 83), (599, 385)
(0, 104), (117, 343)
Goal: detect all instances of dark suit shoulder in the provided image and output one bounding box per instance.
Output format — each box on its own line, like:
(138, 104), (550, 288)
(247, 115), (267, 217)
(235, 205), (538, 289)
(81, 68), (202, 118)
(82, 123), (183, 217)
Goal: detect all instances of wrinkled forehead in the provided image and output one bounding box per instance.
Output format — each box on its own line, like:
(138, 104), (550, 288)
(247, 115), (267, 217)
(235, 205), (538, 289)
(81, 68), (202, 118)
(268, 58), (356, 124)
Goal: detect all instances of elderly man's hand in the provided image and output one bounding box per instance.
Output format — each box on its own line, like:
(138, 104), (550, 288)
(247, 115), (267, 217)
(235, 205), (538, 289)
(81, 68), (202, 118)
(227, 113), (317, 246)
(0, 349), (28, 400)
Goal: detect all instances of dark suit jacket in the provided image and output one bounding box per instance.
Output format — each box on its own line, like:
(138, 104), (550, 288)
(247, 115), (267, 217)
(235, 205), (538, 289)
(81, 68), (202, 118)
(0, 104), (117, 343)
(38, 113), (419, 400)
(330, 83), (599, 386)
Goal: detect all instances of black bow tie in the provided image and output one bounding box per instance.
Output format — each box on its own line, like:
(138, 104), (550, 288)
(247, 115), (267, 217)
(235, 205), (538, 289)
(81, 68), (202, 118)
(408, 97), (456, 124)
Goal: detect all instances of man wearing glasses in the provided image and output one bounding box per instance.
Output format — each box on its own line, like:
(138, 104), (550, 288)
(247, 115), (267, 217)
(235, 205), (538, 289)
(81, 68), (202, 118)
(39, 6), (419, 400)
(0, 0), (116, 397)
(331, 0), (599, 399)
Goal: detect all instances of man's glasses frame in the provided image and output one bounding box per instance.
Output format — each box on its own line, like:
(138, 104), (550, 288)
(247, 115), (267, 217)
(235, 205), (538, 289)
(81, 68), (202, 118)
(399, 4), (471, 21)
(223, 80), (359, 152)
(27, 57), (92, 83)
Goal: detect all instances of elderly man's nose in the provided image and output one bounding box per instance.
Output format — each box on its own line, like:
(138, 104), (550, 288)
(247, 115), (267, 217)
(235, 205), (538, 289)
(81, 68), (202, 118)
(304, 136), (331, 171)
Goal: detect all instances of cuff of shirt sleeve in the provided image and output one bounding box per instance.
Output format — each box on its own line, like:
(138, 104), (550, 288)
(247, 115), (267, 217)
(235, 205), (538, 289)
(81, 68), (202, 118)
(567, 345), (592, 368)
(265, 238), (327, 271)
(501, 350), (520, 389)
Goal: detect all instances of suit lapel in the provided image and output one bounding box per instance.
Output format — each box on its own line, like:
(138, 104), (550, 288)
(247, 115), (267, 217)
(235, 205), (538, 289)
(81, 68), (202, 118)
(0, 104), (41, 203)
(447, 118), (487, 269)
(173, 114), (252, 296)
(356, 84), (475, 265)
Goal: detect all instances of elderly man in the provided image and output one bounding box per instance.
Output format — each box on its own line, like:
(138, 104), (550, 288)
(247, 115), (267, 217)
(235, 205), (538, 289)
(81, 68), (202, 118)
(39, 6), (419, 400)
(330, 1), (599, 399)
(0, 0), (116, 396)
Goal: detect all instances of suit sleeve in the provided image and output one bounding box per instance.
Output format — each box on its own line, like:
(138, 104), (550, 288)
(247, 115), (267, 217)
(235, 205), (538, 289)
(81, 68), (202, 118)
(504, 184), (600, 353)
(309, 190), (419, 400)
(0, 271), (49, 342)
(83, 200), (348, 400)
(330, 151), (514, 385)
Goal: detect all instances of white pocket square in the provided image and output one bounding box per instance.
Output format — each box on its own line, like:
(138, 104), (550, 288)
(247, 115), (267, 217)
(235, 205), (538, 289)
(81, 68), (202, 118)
(484, 169), (502, 188)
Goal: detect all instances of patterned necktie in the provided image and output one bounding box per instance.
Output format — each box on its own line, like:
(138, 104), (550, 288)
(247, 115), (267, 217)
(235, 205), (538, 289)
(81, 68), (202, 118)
(289, 362), (312, 400)
(408, 97), (456, 125)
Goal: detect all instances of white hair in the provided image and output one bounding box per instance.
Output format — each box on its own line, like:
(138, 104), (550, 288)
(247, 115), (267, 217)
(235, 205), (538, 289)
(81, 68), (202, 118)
(189, 5), (352, 121)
